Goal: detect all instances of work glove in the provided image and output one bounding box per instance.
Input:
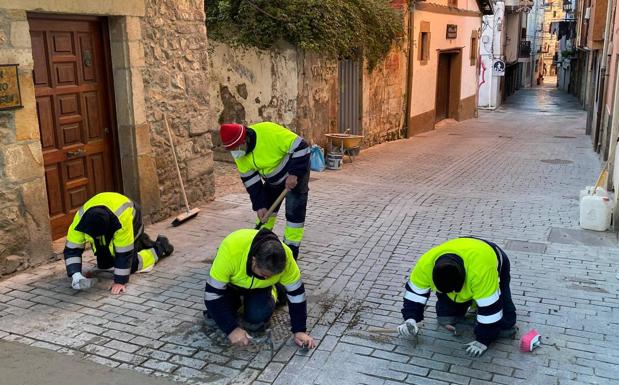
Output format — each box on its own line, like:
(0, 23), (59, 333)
(397, 319), (419, 337)
(465, 341), (487, 357)
(71, 272), (96, 290)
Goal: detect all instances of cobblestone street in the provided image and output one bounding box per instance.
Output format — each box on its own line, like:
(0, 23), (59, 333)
(2, 86), (619, 385)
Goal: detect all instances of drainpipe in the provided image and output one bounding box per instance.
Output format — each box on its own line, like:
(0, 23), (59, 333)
(597, 0), (615, 160)
(405, 0), (416, 137)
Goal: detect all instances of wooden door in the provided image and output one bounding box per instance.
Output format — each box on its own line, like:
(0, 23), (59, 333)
(29, 16), (119, 240)
(435, 53), (452, 122)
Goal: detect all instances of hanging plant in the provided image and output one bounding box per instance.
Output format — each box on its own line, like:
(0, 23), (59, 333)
(205, 0), (403, 70)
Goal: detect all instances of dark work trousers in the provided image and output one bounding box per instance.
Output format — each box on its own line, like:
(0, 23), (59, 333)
(436, 247), (517, 330)
(228, 286), (275, 331)
(263, 170), (310, 259)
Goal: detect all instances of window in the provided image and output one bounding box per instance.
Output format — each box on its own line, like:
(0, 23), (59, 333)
(470, 31), (479, 66)
(553, 10), (557, 17)
(419, 21), (431, 64)
(449, 0), (458, 7)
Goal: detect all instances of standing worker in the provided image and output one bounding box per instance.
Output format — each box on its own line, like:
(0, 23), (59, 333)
(203, 228), (316, 349)
(219, 122), (310, 260)
(64, 192), (174, 294)
(398, 237), (517, 357)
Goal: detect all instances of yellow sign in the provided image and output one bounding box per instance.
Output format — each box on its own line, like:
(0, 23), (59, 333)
(0, 64), (22, 111)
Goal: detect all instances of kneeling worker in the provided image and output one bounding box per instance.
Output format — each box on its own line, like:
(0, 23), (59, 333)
(399, 237), (517, 357)
(64, 192), (174, 294)
(204, 228), (315, 348)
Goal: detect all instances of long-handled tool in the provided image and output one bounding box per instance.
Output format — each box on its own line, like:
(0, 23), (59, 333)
(164, 114), (201, 226)
(255, 189), (288, 230)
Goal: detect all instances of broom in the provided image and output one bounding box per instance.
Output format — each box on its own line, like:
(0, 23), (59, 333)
(164, 114), (201, 226)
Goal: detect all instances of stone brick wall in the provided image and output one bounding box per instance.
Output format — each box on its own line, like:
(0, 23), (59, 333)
(207, 40), (300, 161)
(363, 46), (409, 146)
(208, 40), (408, 155)
(140, 0), (214, 221)
(0, 9), (53, 276)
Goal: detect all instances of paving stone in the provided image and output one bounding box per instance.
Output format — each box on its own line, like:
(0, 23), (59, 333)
(142, 359), (178, 373)
(0, 88), (615, 385)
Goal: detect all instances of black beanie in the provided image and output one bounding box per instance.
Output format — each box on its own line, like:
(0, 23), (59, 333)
(432, 253), (465, 293)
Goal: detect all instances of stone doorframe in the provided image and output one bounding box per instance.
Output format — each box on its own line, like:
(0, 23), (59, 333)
(107, 16), (161, 219)
(16, 1), (160, 222)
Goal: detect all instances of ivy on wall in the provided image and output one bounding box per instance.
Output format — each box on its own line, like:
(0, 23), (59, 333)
(205, 0), (404, 70)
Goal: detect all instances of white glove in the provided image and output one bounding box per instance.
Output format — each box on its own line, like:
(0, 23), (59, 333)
(465, 341), (487, 357)
(397, 319), (419, 337)
(71, 272), (96, 290)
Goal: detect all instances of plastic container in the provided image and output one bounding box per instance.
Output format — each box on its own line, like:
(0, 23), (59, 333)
(579, 195), (612, 231)
(579, 186), (608, 201)
(326, 152), (343, 170)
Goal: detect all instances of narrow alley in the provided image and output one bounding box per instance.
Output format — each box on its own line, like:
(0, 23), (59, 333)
(0, 86), (616, 385)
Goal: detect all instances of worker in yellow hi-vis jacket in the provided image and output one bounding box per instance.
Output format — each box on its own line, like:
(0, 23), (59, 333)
(219, 122), (310, 260)
(399, 237), (517, 357)
(63, 192), (174, 294)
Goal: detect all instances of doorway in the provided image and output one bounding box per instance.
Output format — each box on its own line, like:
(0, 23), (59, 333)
(435, 51), (462, 122)
(28, 15), (121, 239)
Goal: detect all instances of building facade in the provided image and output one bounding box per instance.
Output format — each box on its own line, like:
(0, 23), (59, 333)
(0, 0), (214, 276)
(408, 0), (492, 136)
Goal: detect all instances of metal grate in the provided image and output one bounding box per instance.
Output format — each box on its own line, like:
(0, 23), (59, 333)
(338, 60), (362, 134)
(541, 159), (573, 164)
(504, 240), (547, 253)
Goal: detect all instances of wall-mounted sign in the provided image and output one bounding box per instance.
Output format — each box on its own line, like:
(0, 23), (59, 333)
(0, 64), (22, 111)
(446, 24), (458, 39)
(493, 59), (506, 76)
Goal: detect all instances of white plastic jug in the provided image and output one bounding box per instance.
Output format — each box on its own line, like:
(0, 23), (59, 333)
(579, 195), (612, 231)
(579, 186), (608, 201)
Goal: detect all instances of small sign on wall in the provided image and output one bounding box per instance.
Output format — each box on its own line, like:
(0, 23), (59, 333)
(446, 24), (458, 39)
(0, 64), (23, 111)
(493, 60), (506, 76)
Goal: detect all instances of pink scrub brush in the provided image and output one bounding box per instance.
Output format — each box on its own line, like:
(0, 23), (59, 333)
(520, 329), (541, 352)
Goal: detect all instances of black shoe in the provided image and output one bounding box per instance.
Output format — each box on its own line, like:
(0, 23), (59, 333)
(155, 235), (174, 258)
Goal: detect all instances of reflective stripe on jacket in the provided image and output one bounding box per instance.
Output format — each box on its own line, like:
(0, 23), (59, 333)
(204, 229), (307, 334)
(403, 238), (502, 326)
(234, 122), (310, 210)
(64, 192), (137, 284)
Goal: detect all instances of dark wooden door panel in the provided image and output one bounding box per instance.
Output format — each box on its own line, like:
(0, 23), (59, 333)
(436, 53), (451, 122)
(29, 15), (119, 240)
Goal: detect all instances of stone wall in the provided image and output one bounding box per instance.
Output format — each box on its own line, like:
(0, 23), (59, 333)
(363, 46), (409, 146)
(0, 9), (53, 275)
(208, 39), (408, 153)
(140, 0), (214, 221)
(207, 40), (299, 160)
(296, 52), (338, 148)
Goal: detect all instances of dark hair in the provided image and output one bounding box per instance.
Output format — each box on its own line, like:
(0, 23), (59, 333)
(432, 254), (465, 293)
(254, 240), (286, 274)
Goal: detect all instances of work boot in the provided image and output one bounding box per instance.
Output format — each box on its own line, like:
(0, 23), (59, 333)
(155, 235), (174, 258)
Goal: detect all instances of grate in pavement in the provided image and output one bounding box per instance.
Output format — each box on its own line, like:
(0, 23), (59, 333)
(504, 239), (547, 253)
(499, 135), (513, 139)
(541, 159), (573, 164)
(548, 227), (619, 247)
(553, 135), (577, 139)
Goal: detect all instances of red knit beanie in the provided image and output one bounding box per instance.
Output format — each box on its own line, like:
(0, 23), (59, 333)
(219, 123), (246, 150)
